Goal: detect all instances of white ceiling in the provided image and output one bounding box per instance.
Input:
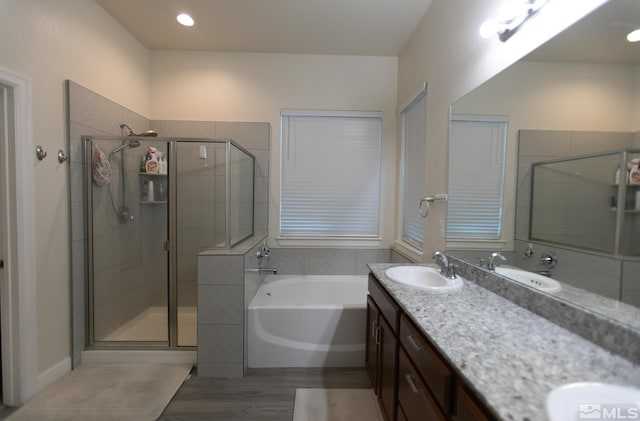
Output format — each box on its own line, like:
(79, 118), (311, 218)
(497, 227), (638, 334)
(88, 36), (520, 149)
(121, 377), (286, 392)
(525, 0), (640, 64)
(94, 0), (434, 56)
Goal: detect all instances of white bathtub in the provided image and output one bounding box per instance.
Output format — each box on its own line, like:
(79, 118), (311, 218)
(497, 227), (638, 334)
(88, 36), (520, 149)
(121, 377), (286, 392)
(248, 274), (368, 368)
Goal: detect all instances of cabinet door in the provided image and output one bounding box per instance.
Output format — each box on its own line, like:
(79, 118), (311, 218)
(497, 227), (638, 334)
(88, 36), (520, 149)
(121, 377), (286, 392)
(366, 296), (381, 391)
(455, 383), (495, 421)
(379, 314), (398, 421)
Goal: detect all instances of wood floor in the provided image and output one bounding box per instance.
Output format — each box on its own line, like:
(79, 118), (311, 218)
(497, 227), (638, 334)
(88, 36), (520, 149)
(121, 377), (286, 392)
(159, 367), (372, 421)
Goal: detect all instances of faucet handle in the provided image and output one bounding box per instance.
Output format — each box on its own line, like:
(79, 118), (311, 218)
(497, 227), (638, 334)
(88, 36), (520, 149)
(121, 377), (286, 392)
(539, 251), (557, 269)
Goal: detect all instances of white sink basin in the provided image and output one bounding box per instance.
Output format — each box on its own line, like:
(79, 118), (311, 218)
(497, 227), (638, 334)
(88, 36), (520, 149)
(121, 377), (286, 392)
(546, 382), (640, 421)
(384, 266), (463, 292)
(495, 267), (562, 292)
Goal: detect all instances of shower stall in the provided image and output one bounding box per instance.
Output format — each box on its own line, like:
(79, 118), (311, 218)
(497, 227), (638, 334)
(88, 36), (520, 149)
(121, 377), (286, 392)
(83, 136), (255, 348)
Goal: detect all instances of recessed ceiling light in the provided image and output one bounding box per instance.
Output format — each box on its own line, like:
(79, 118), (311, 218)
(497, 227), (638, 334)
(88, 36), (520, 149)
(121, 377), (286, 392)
(627, 29), (640, 43)
(177, 13), (194, 27)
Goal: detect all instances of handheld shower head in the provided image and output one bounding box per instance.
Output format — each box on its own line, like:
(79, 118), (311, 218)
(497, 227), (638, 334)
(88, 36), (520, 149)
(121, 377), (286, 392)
(119, 123), (158, 137)
(108, 140), (141, 158)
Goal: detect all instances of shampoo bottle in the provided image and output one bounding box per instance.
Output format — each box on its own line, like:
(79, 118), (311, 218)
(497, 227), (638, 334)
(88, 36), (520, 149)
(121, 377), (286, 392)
(629, 159), (640, 185)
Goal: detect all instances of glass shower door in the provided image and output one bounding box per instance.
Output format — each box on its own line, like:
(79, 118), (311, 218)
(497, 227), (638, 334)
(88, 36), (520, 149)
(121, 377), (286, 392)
(87, 138), (170, 345)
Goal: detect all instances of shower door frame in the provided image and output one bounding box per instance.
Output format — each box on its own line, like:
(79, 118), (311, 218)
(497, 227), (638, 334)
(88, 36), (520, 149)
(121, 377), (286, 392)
(83, 136), (255, 350)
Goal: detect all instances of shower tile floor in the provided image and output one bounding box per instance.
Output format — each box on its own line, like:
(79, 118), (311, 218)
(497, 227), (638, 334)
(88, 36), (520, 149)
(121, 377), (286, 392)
(103, 306), (197, 346)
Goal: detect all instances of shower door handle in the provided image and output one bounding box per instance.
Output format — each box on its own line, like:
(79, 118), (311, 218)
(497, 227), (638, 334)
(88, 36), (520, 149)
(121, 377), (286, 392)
(0, 259), (3, 269)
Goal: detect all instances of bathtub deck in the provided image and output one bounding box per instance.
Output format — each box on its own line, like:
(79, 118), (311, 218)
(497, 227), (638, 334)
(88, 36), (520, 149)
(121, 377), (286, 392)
(159, 367), (371, 420)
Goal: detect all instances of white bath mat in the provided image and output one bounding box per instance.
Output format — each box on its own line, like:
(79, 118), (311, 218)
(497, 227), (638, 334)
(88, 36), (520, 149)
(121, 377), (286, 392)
(293, 388), (383, 421)
(7, 363), (192, 421)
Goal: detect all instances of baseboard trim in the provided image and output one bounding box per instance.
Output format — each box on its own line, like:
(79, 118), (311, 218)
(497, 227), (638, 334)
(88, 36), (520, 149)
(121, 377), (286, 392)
(37, 357), (71, 393)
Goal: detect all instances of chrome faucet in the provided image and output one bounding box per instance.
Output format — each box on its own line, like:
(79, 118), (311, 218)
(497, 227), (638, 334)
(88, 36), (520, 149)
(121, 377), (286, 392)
(487, 252), (507, 271)
(432, 251), (456, 279)
(256, 240), (270, 265)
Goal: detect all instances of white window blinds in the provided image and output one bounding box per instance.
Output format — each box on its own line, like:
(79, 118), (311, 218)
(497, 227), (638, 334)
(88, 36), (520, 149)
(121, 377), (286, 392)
(280, 111), (382, 238)
(401, 91), (427, 249)
(447, 116), (507, 240)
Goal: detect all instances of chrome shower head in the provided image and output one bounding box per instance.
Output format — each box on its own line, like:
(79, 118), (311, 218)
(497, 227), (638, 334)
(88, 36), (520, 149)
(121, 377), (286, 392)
(119, 123), (158, 137)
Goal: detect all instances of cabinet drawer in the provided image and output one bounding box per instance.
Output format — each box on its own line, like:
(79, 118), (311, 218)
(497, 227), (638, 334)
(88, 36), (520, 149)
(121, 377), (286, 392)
(397, 347), (446, 421)
(369, 274), (400, 333)
(400, 314), (452, 413)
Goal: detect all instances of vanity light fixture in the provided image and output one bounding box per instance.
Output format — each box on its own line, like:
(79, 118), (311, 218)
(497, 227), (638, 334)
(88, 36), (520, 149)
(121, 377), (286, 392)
(480, 0), (550, 42)
(627, 29), (640, 43)
(177, 13), (194, 27)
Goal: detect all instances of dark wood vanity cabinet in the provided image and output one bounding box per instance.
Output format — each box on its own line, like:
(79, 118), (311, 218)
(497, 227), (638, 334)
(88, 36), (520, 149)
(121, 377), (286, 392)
(367, 273), (497, 421)
(366, 274), (400, 421)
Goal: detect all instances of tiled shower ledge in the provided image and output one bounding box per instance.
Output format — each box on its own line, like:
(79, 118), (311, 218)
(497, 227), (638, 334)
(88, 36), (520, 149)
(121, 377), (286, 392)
(198, 231), (267, 256)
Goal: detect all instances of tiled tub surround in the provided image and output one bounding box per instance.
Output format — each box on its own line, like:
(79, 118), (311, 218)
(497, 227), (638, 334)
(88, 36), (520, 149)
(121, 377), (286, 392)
(197, 245), (398, 377)
(368, 263), (640, 421)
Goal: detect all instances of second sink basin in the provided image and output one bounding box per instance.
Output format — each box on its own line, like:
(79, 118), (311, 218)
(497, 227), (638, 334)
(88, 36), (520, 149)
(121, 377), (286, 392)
(495, 267), (562, 292)
(546, 382), (640, 421)
(384, 266), (463, 292)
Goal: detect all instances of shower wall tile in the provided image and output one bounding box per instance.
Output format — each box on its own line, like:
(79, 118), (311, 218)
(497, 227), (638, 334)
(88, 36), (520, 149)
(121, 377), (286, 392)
(198, 255), (244, 285)
(198, 325), (243, 364)
(518, 130), (571, 157)
(254, 176), (269, 204)
(304, 249), (357, 275)
(68, 81), (122, 136)
(198, 363), (243, 379)
(215, 122), (271, 150)
(570, 131), (633, 155)
(153, 120), (215, 138)
(122, 109), (151, 136)
(254, 203), (268, 231)
(356, 249), (392, 275)
(70, 162), (84, 205)
(198, 285), (243, 325)
(251, 149), (270, 178)
(268, 248), (304, 274)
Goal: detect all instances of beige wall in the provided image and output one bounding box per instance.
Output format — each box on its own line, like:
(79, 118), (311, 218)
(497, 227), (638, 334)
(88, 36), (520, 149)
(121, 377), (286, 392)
(0, 0), (149, 378)
(149, 51), (399, 247)
(397, 0), (607, 261)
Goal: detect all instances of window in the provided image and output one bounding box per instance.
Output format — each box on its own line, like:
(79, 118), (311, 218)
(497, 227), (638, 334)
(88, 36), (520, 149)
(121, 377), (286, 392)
(447, 115), (507, 241)
(400, 89), (427, 250)
(280, 110), (382, 239)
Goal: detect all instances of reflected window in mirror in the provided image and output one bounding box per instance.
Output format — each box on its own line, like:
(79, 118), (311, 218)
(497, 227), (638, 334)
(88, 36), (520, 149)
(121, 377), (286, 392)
(447, 115), (508, 247)
(399, 88), (427, 251)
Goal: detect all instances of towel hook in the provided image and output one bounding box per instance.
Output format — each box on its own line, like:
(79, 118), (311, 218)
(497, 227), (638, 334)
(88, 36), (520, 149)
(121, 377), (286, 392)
(57, 149), (68, 163)
(35, 145), (47, 161)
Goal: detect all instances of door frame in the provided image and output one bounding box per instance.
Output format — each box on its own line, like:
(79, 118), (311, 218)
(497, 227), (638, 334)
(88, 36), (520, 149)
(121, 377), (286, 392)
(0, 66), (38, 406)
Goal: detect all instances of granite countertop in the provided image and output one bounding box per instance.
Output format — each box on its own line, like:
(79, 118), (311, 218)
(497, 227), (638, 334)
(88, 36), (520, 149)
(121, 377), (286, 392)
(368, 263), (640, 421)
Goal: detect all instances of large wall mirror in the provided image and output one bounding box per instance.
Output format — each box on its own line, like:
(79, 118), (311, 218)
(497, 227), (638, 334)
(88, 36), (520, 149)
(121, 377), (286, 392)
(447, 0), (640, 321)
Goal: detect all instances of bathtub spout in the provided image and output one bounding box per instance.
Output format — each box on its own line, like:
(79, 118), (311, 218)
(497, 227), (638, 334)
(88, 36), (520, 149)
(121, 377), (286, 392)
(245, 268), (278, 274)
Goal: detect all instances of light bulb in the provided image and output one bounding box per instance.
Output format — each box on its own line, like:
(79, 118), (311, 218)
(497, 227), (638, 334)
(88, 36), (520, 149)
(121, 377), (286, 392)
(627, 29), (640, 43)
(177, 13), (194, 27)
